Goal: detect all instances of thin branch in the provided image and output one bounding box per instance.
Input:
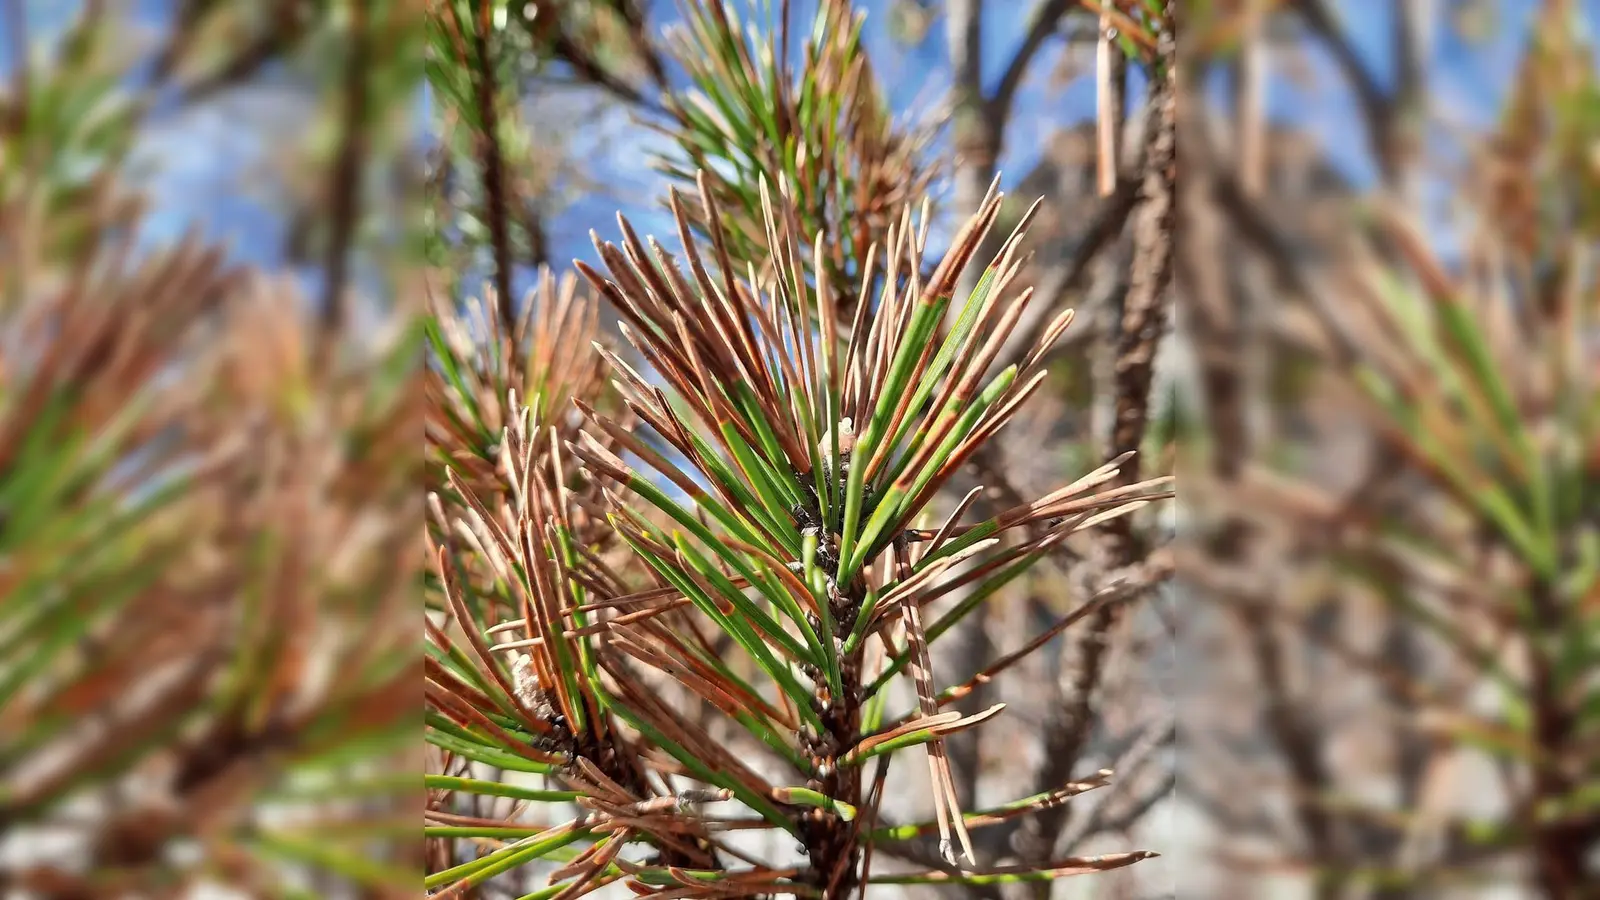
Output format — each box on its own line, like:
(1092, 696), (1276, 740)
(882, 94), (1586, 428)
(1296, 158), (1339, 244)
(1289, 0), (1402, 182)
(1013, 5), (1175, 874)
(318, 0), (370, 353)
(470, 1), (516, 333)
(1104, 17), (1175, 502)
(987, 0), (1076, 130)
(1068, 772), (1175, 851)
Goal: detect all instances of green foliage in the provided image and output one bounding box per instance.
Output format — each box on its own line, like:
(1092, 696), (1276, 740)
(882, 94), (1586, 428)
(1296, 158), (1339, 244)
(419, 3), (1173, 897)
(655, 0), (935, 311)
(425, 173), (1169, 894)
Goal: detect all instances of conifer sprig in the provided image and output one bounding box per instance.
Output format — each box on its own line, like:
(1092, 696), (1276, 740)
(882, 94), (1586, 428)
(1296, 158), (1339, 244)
(558, 172), (1169, 890)
(423, 173), (1170, 893)
(655, 0), (936, 312)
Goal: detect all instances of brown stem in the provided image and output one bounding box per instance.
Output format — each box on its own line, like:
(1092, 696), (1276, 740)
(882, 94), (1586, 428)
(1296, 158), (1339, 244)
(1013, 6), (1175, 878)
(805, 619), (864, 898)
(318, 0), (369, 361)
(470, 0), (515, 335)
(1527, 577), (1596, 899)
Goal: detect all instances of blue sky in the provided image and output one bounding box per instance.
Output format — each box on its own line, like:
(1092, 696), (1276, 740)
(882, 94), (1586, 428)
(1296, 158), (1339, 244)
(4, 1), (1592, 279)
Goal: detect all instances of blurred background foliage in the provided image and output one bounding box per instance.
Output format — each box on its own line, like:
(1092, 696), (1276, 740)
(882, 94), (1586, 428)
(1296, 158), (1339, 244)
(1, 1), (426, 897)
(1179, 1), (1600, 897)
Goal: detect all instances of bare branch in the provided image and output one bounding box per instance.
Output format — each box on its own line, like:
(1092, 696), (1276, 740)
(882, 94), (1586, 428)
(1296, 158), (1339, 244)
(319, 0), (370, 354)
(1012, 7), (1175, 874)
(987, 0), (1076, 131)
(470, 3), (516, 333)
(1290, 0), (1429, 185)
